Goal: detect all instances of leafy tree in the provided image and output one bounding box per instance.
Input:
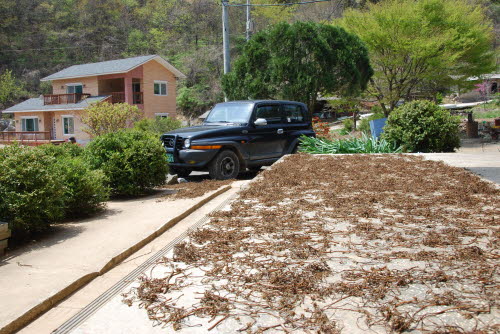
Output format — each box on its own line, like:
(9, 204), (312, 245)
(222, 22), (373, 112)
(0, 70), (27, 109)
(134, 117), (183, 135)
(177, 85), (211, 123)
(340, 0), (495, 116)
(328, 98), (361, 130)
(81, 102), (142, 137)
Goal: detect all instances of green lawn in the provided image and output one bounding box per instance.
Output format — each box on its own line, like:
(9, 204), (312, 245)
(472, 101), (500, 119)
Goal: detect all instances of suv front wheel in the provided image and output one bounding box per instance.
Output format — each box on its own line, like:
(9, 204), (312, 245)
(208, 150), (240, 180)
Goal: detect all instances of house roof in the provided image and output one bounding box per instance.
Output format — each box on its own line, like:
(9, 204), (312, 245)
(2, 96), (109, 113)
(41, 55), (186, 81)
(467, 73), (500, 81)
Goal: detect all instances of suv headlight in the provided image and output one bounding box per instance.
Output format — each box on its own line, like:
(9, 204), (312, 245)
(184, 138), (191, 148)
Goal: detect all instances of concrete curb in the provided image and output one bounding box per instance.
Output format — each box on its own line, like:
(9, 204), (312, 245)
(0, 185), (231, 334)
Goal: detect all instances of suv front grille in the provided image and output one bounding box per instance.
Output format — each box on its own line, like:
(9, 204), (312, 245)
(163, 135), (184, 149)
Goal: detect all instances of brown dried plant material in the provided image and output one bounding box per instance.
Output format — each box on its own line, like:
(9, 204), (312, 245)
(123, 154), (500, 333)
(161, 179), (233, 200)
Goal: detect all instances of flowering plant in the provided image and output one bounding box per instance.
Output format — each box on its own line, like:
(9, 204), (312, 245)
(312, 117), (330, 139)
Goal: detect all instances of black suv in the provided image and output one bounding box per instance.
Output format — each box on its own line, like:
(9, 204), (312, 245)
(161, 100), (315, 180)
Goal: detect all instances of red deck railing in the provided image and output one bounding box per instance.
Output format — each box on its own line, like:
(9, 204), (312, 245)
(0, 131), (61, 146)
(43, 93), (91, 105)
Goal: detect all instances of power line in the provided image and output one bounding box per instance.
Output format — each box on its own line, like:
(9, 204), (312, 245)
(225, 0), (332, 7)
(0, 43), (128, 53)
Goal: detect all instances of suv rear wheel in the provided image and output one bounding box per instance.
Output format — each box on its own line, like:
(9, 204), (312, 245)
(208, 150), (240, 180)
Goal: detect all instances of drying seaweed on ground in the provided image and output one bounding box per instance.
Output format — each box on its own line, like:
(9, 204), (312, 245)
(160, 179), (232, 200)
(123, 154), (499, 333)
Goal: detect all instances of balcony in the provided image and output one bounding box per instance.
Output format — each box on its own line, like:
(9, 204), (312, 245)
(109, 92), (143, 104)
(0, 131), (65, 146)
(43, 93), (91, 105)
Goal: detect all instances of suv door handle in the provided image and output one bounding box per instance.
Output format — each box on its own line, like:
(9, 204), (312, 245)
(277, 129), (283, 134)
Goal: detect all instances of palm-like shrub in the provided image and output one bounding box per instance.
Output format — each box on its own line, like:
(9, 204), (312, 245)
(299, 134), (401, 154)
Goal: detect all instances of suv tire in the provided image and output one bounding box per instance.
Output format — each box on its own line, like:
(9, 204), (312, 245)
(208, 150), (240, 180)
(169, 167), (192, 178)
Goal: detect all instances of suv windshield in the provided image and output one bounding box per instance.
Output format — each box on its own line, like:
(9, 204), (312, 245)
(205, 103), (253, 124)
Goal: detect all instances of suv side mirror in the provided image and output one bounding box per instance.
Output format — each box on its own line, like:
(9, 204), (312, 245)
(254, 118), (267, 126)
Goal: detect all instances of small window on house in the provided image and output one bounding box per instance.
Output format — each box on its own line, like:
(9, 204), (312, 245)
(155, 113), (169, 119)
(62, 116), (75, 135)
(21, 117), (39, 132)
(66, 84), (83, 94)
(154, 81), (168, 96)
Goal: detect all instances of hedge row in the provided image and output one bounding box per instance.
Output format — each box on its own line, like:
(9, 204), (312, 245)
(0, 130), (168, 242)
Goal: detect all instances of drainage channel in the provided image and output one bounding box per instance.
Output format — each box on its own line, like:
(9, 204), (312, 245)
(53, 194), (236, 334)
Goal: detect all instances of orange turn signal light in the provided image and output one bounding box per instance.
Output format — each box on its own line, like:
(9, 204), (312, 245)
(191, 145), (222, 150)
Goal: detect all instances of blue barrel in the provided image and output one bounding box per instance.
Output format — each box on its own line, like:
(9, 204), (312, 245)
(369, 118), (387, 139)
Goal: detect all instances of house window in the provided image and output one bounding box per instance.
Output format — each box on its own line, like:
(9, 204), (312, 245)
(155, 113), (169, 119)
(154, 81), (167, 96)
(66, 83), (83, 94)
(62, 116), (75, 135)
(21, 117), (39, 132)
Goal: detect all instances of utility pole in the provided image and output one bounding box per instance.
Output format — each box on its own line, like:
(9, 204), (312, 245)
(246, 0), (251, 41)
(222, 0), (230, 101)
(222, 0), (230, 75)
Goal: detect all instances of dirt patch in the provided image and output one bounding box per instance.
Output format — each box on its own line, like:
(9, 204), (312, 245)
(124, 154), (499, 333)
(160, 179), (233, 200)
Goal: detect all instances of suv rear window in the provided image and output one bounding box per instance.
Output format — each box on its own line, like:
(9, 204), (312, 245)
(255, 105), (282, 124)
(283, 104), (305, 123)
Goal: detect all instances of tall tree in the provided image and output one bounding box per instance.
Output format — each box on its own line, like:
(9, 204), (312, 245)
(0, 70), (27, 110)
(340, 0), (496, 115)
(222, 22), (373, 112)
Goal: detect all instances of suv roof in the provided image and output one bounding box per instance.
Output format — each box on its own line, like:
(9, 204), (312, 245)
(222, 100), (306, 105)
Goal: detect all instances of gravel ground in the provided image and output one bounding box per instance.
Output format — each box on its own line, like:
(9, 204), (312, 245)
(122, 154), (499, 333)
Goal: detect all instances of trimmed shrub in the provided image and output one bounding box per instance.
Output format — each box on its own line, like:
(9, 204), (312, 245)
(382, 100), (460, 152)
(38, 142), (84, 158)
(0, 145), (65, 240)
(85, 130), (168, 196)
(57, 157), (110, 218)
(133, 117), (183, 135)
(39, 143), (110, 217)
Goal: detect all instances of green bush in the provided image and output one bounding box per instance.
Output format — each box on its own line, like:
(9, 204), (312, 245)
(0, 145), (65, 240)
(37, 142), (84, 158)
(342, 118), (354, 133)
(85, 130), (168, 196)
(39, 143), (110, 217)
(382, 100), (460, 152)
(133, 117), (183, 135)
(57, 157), (109, 217)
(0, 144), (110, 241)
